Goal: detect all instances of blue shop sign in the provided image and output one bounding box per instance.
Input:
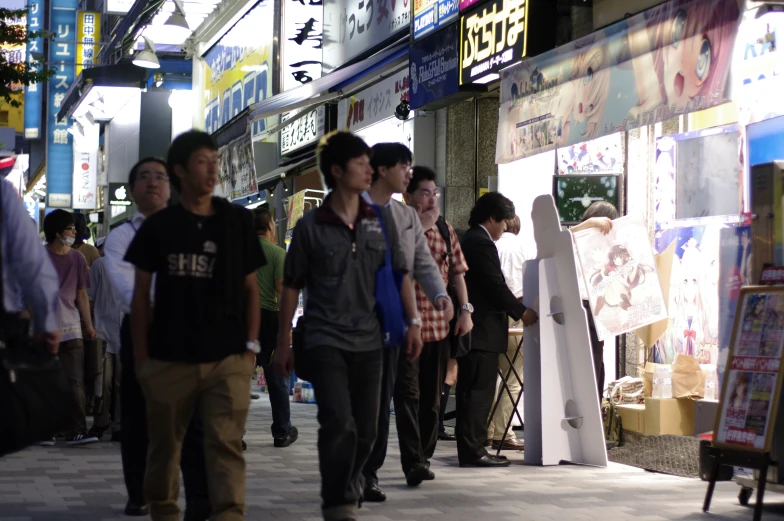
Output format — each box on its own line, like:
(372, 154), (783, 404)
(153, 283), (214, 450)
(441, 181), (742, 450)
(413, 0), (458, 40)
(46, 0), (77, 208)
(409, 23), (459, 109)
(23, 0), (44, 140)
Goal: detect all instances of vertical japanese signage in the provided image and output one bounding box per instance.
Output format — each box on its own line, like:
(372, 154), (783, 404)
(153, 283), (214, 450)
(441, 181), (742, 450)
(459, 0), (528, 85)
(322, 0), (410, 72)
(71, 120), (98, 209)
(24, 0), (43, 140)
(202, 0), (274, 137)
(47, 0), (78, 208)
(76, 11), (100, 76)
(282, 0), (323, 91)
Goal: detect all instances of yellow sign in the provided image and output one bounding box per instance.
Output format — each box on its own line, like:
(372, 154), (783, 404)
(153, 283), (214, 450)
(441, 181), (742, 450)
(202, 0), (274, 136)
(287, 190), (306, 230)
(479, 188), (488, 197)
(459, 0), (528, 85)
(76, 11), (100, 76)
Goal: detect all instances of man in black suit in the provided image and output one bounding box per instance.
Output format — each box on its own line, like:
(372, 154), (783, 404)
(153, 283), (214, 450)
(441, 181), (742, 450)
(457, 192), (538, 467)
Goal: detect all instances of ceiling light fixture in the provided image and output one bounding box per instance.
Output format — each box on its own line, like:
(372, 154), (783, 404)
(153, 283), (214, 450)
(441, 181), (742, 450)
(164, 0), (192, 39)
(132, 36), (160, 69)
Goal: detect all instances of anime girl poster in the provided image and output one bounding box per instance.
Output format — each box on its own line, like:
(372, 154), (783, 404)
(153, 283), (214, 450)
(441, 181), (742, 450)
(495, 0), (742, 164)
(574, 216), (667, 339)
(214, 145), (232, 199)
(654, 223), (726, 364)
(557, 133), (623, 176)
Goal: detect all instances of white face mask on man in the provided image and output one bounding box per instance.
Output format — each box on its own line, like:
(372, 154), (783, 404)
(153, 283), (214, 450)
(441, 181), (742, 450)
(61, 235), (76, 247)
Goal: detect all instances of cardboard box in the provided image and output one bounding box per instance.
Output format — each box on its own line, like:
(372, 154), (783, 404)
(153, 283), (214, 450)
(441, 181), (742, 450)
(644, 397), (695, 436)
(640, 362), (670, 397)
(694, 399), (719, 435)
(616, 404), (646, 434)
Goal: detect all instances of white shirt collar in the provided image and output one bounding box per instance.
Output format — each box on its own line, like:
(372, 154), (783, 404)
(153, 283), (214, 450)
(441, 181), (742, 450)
(479, 224), (493, 241)
(362, 191), (391, 208)
(131, 211), (146, 227)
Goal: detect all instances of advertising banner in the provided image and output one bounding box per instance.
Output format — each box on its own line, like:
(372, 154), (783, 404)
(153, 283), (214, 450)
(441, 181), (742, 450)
(574, 216), (668, 340)
(337, 68), (409, 133)
(496, 0), (741, 164)
(71, 120), (99, 209)
(47, 0), (78, 208)
(281, 0), (323, 91)
(24, 0), (41, 139)
(215, 135), (259, 201)
(413, 0), (458, 40)
(715, 287), (784, 452)
(76, 11), (100, 76)
(718, 226), (753, 387)
(459, 0), (527, 85)
(556, 133), (622, 176)
(409, 23), (459, 109)
(202, 0), (274, 137)
(281, 107), (325, 156)
(653, 223), (727, 364)
(322, 0), (409, 71)
(287, 190), (306, 230)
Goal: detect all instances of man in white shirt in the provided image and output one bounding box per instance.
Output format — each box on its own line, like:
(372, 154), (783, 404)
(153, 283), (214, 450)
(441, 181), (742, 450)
(104, 157), (210, 520)
(487, 215), (531, 450)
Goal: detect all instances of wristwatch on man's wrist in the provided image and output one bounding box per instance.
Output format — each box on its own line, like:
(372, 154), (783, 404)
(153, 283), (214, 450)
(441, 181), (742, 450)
(408, 317), (423, 328)
(246, 340), (261, 353)
(461, 303), (474, 313)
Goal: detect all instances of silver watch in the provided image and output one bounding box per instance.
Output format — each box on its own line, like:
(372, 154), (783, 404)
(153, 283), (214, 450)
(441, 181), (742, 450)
(246, 340), (261, 353)
(461, 303), (474, 313)
(408, 317), (423, 327)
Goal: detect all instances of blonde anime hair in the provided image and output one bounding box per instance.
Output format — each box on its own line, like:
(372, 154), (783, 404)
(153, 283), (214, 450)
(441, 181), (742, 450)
(570, 36), (611, 140)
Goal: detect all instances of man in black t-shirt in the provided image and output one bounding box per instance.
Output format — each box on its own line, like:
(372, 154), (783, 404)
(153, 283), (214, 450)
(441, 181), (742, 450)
(125, 131), (265, 521)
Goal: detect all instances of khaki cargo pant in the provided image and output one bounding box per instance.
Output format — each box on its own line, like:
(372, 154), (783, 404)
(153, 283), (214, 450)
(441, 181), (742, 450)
(137, 353), (254, 521)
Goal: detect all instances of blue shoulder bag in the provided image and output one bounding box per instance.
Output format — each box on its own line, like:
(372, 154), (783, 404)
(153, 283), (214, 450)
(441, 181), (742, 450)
(372, 205), (407, 347)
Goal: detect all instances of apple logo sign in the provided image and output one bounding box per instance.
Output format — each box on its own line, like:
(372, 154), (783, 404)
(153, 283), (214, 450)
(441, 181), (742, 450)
(115, 186), (127, 200)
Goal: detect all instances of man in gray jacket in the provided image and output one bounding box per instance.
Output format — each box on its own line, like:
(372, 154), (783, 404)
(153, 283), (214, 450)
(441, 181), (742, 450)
(361, 143), (452, 502)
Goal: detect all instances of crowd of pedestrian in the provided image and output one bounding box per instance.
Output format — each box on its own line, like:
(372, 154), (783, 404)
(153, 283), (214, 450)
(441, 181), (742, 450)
(1, 129), (540, 521)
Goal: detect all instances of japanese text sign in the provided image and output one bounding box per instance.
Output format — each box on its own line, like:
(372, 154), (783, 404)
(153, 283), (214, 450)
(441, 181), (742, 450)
(76, 11), (100, 76)
(24, 0), (43, 139)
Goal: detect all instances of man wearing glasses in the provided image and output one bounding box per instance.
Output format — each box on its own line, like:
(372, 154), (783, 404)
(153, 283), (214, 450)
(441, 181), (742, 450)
(42, 210), (98, 446)
(104, 158), (210, 519)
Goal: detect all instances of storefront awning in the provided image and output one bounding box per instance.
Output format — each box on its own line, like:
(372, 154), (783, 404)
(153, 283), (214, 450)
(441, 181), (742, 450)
(248, 42), (408, 123)
(495, 0), (743, 165)
(58, 62), (148, 122)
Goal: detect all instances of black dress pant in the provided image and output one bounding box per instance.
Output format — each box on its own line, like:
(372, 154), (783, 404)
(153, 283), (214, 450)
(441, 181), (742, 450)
(455, 349), (499, 463)
(119, 316), (210, 510)
(394, 338), (450, 473)
(583, 300), (605, 400)
(363, 345), (400, 484)
(305, 345), (383, 517)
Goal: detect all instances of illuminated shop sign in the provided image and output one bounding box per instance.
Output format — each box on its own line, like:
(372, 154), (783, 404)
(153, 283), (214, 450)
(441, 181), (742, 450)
(413, 0), (458, 40)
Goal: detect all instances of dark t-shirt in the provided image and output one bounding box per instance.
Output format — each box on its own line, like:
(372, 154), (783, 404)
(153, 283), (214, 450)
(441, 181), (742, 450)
(125, 202), (266, 363)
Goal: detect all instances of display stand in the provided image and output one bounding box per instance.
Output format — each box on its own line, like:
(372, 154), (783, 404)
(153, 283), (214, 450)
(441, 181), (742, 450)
(487, 329), (525, 456)
(703, 446), (773, 521)
(522, 195), (607, 467)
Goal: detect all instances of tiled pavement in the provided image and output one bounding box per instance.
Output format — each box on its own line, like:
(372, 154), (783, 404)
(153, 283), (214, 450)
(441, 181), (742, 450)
(2, 392), (784, 521)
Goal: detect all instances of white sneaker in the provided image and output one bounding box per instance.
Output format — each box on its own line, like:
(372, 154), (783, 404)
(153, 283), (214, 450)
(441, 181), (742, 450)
(38, 438), (55, 446)
(66, 432), (99, 446)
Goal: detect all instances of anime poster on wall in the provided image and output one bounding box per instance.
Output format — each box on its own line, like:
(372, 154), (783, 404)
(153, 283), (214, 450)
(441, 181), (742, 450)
(214, 145), (232, 199)
(229, 135), (258, 201)
(557, 133), (623, 176)
(718, 226), (753, 385)
(574, 216), (667, 339)
(496, 0), (741, 164)
(653, 223), (728, 364)
(654, 136), (676, 230)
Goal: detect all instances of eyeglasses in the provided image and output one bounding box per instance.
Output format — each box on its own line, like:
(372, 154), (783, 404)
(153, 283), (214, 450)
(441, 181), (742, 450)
(138, 173), (170, 183)
(64, 225), (76, 231)
(417, 188), (440, 200)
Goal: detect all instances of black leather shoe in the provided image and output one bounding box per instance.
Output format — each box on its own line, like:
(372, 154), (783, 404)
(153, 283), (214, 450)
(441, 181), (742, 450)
(459, 455), (512, 468)
(363, 483), (387, 502)
(406, 465), (435, 487)
(274, 426), (299, 448)
(124, 500), (149, 516)
(438, 430), (456, 441)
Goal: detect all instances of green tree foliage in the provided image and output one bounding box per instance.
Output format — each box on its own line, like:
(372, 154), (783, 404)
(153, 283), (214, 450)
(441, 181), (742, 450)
(0, 8), (54, 108)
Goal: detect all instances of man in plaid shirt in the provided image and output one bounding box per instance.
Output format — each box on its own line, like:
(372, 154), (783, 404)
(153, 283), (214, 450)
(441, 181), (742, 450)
(395, 166), (473, 481)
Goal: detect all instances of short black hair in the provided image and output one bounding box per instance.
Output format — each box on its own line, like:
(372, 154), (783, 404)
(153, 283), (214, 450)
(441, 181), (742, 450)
(407, 165), (437, 194)
(72, 212), (90, 243)
(370, 143), (412, 183)
(254, 208), (273, 235)
(43, 209), (74, 244)
(167, 131), (218, 191)
(582, 201), (619, 221)
(129, 157), (167, 189)
(316, 131), (371, 190)
(468, 192), (515, 227)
